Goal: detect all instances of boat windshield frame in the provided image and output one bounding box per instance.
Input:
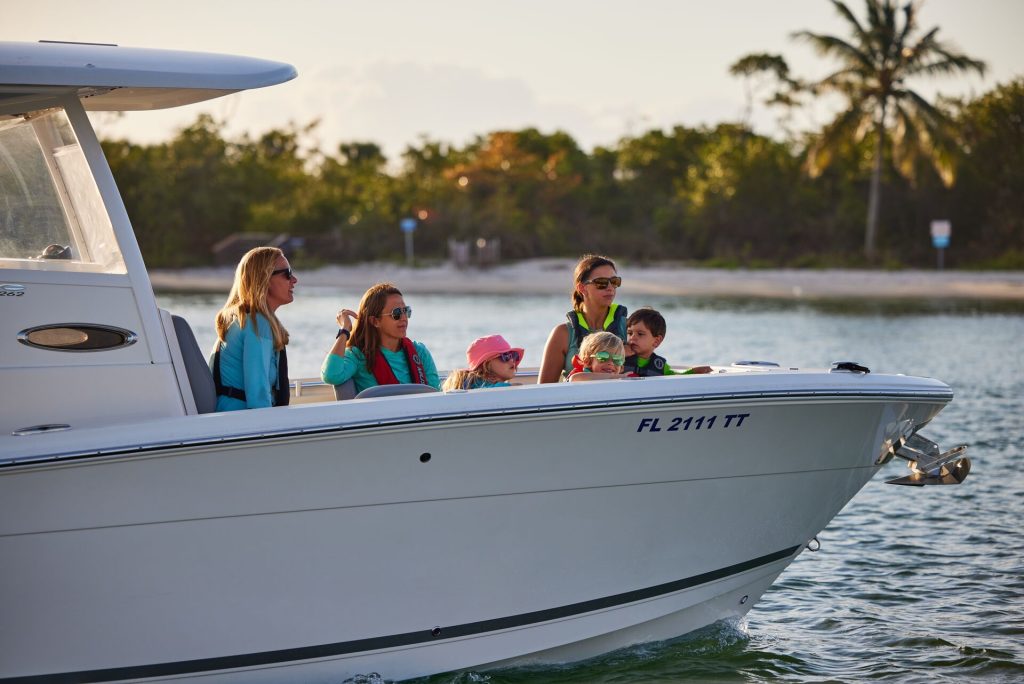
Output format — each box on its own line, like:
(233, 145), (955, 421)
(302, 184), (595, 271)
(0, 94), (125, 275)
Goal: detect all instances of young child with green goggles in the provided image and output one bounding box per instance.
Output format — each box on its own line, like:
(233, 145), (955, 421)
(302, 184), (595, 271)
(566, 331), (634, 382)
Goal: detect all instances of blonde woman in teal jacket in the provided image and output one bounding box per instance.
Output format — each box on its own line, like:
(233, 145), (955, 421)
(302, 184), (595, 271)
(211, 247), (297, 411)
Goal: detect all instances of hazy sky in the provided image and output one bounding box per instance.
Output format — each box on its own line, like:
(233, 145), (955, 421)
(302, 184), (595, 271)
(5, 1), (1023, 159)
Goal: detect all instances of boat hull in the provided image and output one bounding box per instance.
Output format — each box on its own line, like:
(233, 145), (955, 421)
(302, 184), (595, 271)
(0, 382), (948, 683)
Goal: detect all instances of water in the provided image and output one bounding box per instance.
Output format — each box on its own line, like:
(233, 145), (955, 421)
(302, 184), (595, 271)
(158, 289), (1024, 683)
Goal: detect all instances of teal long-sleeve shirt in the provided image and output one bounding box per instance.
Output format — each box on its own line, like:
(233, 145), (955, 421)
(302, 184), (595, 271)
(211, 313), (281, 411)
(321, 341), (440, 394)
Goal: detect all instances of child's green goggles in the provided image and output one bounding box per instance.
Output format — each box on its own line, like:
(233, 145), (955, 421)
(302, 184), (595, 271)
(591, 351), (625, 365)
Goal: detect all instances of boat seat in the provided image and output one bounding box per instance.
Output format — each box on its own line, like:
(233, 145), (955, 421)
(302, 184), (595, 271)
(355, 384), (439, 399)
(333, 379), (357, 400)
(171, 315), (217, 414)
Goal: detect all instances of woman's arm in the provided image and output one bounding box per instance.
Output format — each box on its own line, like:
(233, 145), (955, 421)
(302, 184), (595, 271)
(325, 307), (355, 358)
(321, 307), (359, 385)
(538, 324), (569, 384)
(241, 322), (274, 408)
(326, 334), (347, 359)
(321, 346), (363, 385)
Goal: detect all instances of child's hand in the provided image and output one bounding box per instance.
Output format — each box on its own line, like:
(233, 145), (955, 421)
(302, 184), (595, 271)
(685, 365), (713, 375)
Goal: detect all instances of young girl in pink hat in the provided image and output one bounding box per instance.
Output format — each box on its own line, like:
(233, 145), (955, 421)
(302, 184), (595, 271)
(442, 335), (524, 391)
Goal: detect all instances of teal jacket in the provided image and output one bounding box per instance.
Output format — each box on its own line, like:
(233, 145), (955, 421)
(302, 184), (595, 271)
(211, 314), (281, 411)
(322, 340), (440, 394)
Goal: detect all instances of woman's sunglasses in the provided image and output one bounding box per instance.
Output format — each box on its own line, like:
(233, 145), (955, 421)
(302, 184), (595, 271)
(591, 351), (625, 365)
(272, 267), (294, 279)
(583, 276), (622, 290)
(385, 306), (412, 320)
(496, 350), (521, 364)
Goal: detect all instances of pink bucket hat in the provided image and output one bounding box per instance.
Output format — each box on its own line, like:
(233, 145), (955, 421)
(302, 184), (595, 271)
(466, 334), (525, 369)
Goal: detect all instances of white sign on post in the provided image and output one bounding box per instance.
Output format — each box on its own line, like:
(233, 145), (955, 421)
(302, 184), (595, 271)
(401, 218), (417, 265)
(930, 220), (951, 248)
(930, 220), (951, 270)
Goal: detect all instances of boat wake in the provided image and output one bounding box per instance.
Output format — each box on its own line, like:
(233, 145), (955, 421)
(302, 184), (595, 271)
(410, 620), (752, 683)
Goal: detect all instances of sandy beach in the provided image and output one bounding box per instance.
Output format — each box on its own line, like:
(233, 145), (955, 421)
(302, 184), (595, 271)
(150, 259), (1024, 301)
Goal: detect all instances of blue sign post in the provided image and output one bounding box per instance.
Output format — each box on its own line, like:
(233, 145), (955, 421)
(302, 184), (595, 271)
(401, 218), (417, 265)
(930, 220), (951, 270)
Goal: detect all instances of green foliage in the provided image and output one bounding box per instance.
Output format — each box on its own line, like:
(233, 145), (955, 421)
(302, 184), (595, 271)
(969, 250), (1024, 271)
(947, 79), (1024, 264)
(734, 0), (986, 260)
(102, 78), (1021, 270)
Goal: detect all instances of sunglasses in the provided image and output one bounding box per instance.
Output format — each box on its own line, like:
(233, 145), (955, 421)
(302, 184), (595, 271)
(583, 276), (622, 289)
(591, 351), (625, 365)
(497, 350), (521, 364)
(384, 306), (412, 320)
(271, 267), (294, 279)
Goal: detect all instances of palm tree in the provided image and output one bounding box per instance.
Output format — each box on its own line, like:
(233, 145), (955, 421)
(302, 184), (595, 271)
(795, 0), (986, 260)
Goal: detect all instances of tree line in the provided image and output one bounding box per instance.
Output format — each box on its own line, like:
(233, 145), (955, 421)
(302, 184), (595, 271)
(102, 0), (1022, 270)
(103, 78), (1022, 270)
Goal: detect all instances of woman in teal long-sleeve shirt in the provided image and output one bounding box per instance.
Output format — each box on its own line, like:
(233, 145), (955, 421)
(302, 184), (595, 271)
(321, 282), (439, 394)
(211, 246), (297, 411)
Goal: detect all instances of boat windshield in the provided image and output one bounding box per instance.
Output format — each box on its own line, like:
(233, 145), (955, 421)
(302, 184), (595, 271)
(0, 107), (125, 274)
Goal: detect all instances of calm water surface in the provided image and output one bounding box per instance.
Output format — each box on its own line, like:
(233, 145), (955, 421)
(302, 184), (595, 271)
(159, 290), (1024, 683)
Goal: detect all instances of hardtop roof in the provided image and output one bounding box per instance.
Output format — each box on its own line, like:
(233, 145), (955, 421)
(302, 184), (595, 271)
(0, 40), (296, 110)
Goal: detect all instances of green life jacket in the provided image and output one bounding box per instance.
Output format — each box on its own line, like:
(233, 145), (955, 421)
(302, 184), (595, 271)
(563, 303), (628, 374)
(623, 352), (669, 376)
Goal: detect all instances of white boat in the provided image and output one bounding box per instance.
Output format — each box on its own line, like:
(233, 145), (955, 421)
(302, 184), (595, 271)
(0, 41), (970, 684)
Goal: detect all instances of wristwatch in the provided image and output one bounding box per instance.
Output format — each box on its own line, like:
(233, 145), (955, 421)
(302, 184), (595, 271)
(336, 328), (350, 340)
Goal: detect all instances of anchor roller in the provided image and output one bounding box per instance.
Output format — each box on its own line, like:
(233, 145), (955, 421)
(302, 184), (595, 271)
(885, 432), (970, 486)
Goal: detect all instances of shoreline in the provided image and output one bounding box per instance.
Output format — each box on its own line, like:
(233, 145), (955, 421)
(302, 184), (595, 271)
(150, 259), (1024, 301)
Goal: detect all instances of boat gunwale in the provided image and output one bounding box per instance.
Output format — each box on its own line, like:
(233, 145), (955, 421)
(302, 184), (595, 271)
(1, 385), (952, 468)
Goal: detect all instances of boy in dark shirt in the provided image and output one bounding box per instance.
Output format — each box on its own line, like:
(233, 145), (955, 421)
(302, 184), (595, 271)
(624, 307), (711, 376)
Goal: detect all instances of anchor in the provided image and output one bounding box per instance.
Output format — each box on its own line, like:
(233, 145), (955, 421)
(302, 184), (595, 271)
(884, 432), (970, 486)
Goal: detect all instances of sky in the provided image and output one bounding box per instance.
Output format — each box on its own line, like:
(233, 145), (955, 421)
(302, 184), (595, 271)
(5, 0), (1023, 160)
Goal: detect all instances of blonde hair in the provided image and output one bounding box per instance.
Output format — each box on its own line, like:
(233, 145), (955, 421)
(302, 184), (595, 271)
(571, 254), (617, 311)
(349, 282), (403, 370)
(578, 331), (624, 364)
(215, 246), (289, 350)
(442, 361), (503, 391)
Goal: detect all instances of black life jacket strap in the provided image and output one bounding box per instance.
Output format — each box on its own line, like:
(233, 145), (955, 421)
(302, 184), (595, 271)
(212, 345), (247, 402)
(275, 347), (290, 407)
(211, 336), (289, 407)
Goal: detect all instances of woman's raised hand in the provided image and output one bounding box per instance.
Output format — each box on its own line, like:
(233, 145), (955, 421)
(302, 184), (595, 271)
(336, 308), (357, 333)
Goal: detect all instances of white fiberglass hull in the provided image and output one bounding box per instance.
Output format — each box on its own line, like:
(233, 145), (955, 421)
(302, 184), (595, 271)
(0, 371), (952, 683)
